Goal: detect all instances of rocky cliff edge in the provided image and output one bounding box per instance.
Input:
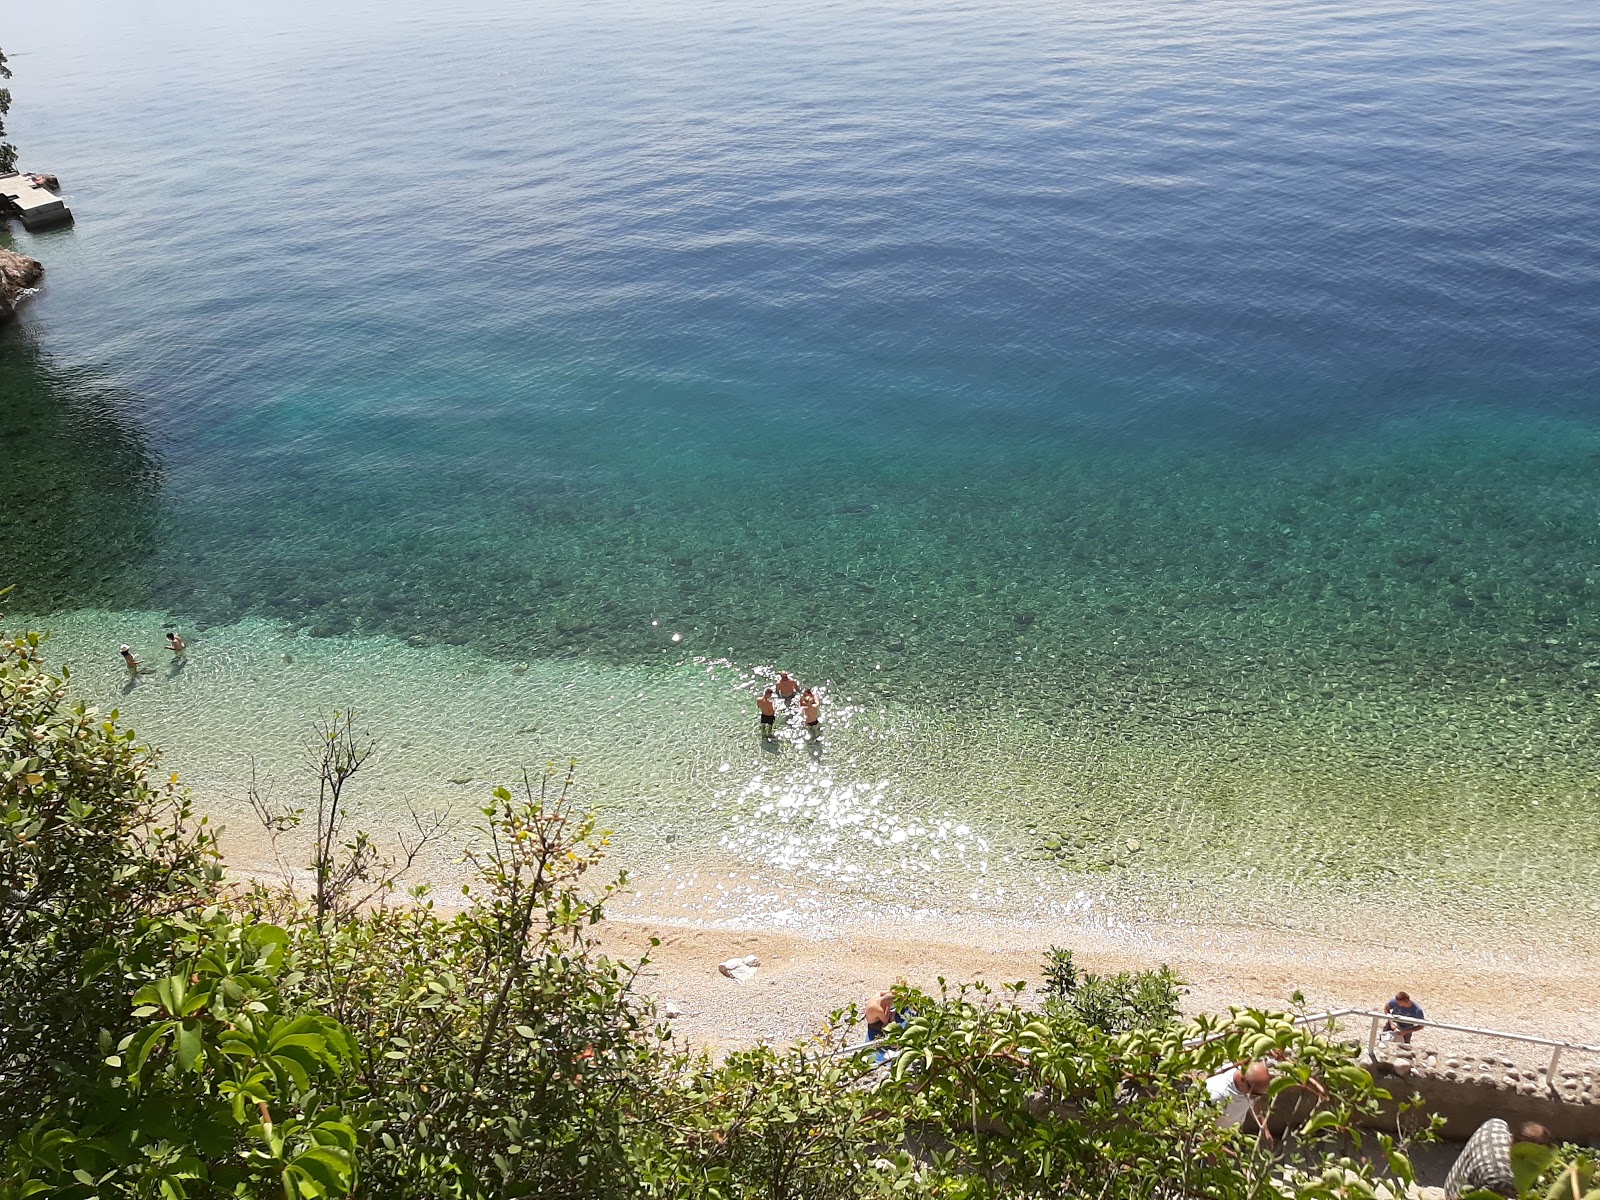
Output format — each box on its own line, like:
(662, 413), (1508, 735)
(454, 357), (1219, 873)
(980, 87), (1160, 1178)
(0, 245), (44, 321)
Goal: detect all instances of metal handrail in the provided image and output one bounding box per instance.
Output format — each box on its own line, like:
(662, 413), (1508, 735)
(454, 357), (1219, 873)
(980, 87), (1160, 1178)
(1191, 1007), (1600, 1082)
(825, 1007), (1600, 1081)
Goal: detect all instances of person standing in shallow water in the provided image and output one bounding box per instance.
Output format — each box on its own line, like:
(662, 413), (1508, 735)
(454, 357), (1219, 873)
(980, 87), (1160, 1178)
(165, 632), (186, 656)
(756, 687), (777, 732)
(775, 671), (801, 704)
(800, 688), (821, 730)
(119, 644), (139, 673)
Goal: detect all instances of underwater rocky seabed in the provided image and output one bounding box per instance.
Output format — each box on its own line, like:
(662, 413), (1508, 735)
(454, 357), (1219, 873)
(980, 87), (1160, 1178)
(6, 332), (1600, 948)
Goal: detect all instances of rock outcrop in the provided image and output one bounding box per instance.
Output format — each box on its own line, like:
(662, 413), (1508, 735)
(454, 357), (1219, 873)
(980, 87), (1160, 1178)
(0, 246), (44, 322)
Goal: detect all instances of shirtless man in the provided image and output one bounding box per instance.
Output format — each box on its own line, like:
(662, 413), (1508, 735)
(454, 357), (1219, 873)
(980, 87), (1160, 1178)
(800, 688), (821, 728)
(756, 687), (777, 730)
(165, 632), (187, 656)
(865, 989), (896, 1041)
(775, 671), (801, 704)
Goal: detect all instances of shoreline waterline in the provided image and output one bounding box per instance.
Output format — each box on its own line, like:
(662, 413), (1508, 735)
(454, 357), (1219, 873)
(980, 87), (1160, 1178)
(15, 605), (1599, 960)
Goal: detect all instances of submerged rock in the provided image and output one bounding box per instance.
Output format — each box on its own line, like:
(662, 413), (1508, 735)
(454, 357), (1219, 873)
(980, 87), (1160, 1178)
(0, 247), (44, 322)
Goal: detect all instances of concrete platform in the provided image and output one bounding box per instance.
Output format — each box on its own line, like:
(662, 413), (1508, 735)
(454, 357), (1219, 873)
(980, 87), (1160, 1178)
(0, 171), (73, 230)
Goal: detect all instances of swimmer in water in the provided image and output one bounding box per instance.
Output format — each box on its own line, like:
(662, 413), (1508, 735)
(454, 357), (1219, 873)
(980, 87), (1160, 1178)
(757, 687), (777, 731)
(800, 688), (821, 728)
(775, 671), (801, 704)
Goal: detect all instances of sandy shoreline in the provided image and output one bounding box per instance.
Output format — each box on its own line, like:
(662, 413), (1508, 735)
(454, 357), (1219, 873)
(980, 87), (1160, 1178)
(212, 817), (1600, 1059)
(597, 875), (1600, 1059)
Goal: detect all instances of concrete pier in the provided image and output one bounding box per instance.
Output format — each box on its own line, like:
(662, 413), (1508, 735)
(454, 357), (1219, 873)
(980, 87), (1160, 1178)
(0, 171), (73, 230)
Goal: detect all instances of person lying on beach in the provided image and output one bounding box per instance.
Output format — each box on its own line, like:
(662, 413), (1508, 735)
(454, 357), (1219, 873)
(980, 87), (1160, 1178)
(756, 687), (777, 729)
(775, 671), (801, 703)
(865, 987), (907, 1063)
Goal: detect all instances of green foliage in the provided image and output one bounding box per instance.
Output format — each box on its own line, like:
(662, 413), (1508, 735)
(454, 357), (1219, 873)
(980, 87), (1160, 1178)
(1038, 947), (1076, 1001)
(258, 766), (664, 1199)
(0, 913), (360, 1199)
(1512, 1143), (1600, 1200)
(865, 983), (1396, 1200)
(635, 1040), (897, 1200)
(1038, 946), (1183, 1034)
(0, 619), (221, 1137)
(0, 47), (14, 174)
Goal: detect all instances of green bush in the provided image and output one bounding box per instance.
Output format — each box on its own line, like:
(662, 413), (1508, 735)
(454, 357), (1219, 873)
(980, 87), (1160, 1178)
(1039, 945), (1184, 1034)
(0, 620), (221, 1137)
(264, 769), (666, 1199)
(2, 915), (361, 1199)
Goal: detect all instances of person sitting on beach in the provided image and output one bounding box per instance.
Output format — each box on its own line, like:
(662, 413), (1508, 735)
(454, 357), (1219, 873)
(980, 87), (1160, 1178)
(775, 671), (801, 703)
(1444, 1120), (1549, 1199)
(165, 632), (187, 656)
(865, 987), (907, 1062)
(865, 989), (896, 1041)
(800, 688), (821, 728)
(756, 687), (777, 729)
(119, 644), (140, 673)
(1383, 991), (1424, 1043)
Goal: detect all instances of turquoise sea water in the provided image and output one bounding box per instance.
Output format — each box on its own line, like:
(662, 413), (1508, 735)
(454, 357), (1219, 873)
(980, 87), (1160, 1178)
(4, 0), (1600, 939)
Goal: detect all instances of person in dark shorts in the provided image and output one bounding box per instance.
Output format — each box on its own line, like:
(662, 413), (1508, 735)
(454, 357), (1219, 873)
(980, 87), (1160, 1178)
(1383, 991), (1424, 1043)
(800, 688), (821, 728)
(757, 687), (777, 729)
(775, 671), (801, 704)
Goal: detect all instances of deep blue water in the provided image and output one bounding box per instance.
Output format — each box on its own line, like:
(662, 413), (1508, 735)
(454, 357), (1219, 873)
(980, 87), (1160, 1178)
(5, 0), (1600, 925)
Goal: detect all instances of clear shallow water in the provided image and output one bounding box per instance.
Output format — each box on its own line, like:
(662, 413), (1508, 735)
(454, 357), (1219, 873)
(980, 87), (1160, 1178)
(4, 0), (1600, 939)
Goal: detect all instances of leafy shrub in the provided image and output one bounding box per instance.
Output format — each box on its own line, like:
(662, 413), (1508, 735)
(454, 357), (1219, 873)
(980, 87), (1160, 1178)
(1, 915), (361, 1199)
(1039, 945), (1183, 1034)
(0, 620), (220, 1136)
(259, 767), (665, 1199)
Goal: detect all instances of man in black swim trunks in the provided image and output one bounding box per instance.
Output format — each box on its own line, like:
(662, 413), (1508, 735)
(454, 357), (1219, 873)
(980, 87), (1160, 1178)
(800, 688), (821, 728)
(757, 688), (777, 729)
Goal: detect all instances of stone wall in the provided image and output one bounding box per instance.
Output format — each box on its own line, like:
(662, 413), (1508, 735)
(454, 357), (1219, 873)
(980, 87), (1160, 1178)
(1364, 1047), (1600, 1143)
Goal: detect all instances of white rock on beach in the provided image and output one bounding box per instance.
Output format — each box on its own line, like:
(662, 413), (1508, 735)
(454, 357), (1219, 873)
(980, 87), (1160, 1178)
(717, 954), (761, 984)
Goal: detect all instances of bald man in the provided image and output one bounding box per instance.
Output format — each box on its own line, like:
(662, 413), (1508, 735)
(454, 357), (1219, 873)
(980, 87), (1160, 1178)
(1206, 1060), (1272, 1129)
